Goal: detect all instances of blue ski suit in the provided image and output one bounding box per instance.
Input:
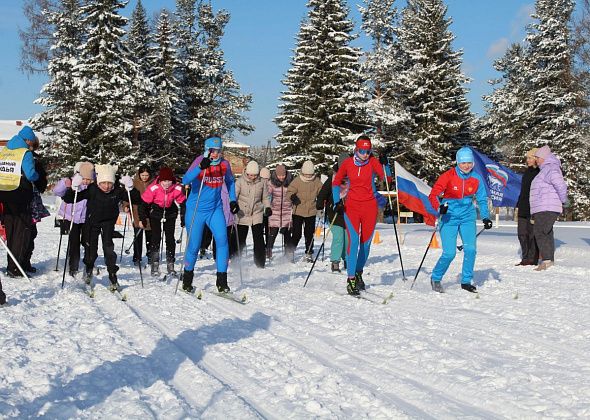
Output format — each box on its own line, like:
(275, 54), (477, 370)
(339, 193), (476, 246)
(182, 155), (236, 273)
(428, 166), (490, 284)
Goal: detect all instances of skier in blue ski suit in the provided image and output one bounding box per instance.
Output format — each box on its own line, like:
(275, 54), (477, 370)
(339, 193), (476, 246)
(181, 137), (239, 293)
(428, 147), (493, 293)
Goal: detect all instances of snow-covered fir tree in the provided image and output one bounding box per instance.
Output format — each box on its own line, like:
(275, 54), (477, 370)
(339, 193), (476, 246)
(126, 0), (157, 165)
(275, 0), (366, 174)
(33, 0), (85, 178)
(359, 0), (410, 155)
(174, 0), (253, 168)
(148, 9), (184, 169)
(72, 0), (139, 170)
(524, 0), (590, 218)
(395, 0), (472, 182)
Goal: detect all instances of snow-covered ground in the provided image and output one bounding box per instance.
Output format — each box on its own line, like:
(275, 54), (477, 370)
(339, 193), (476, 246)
(1, 215), (589, 418)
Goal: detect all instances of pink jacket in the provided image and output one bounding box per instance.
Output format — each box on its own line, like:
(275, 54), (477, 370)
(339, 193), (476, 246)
(267, 173), (293, 229)
(141, 180), (186, 208)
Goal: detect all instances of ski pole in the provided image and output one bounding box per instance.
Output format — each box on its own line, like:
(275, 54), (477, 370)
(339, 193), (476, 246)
(0, 236), (31, 281)
(410, 213), (444, 290)
(457, 227), (485, 251)
(175, 175), (205, 295)
(61, 189), (78, 288)
(383, 162), (407, 281)
(119, 213), (128, 262)
(303, 212), (339, 287)
(321, 203), (327, 261)
(54, 219), (64, 271)
(125, 228), (144, 254)
(126, 188), (143, 288)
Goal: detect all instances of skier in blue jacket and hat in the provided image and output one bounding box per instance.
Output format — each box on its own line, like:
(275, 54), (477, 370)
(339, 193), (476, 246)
(428, 146), (493, 293)
(181, 136), (238, 293)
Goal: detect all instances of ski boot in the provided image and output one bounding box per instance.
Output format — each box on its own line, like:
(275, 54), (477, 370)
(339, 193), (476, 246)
(346, 276), (360, 296)
(461, 283), (477, 293)
(431, 279), (444, 293)
(216, 272), (230, 293)
(266, 248), (273, 261)
(167, 260), (176, 276)
(331, 261), (341, 273)
(199, 248), (206, 259)
(83, 265), (93, 285)
(355, 272), (365, 291)
(133, 257), (141, 267)
(24, 264), (37, 274)
(305, 252), (313, 263)
(0, 288), (6, 306)
(108, 273), (120, 292)
(150, 252), (160, 277)
(181, 269), (194, 293)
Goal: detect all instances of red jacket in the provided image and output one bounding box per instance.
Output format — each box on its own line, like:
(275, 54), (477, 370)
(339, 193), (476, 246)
(332, 156), (385, 203)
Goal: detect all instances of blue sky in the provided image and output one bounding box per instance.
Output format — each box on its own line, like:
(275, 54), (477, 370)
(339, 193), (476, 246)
(0, 1), (579, 146)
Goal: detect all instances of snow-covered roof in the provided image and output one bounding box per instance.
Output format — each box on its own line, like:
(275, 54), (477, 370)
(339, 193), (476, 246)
(223, 140), (250, 150)
(0, 120), (45, 141)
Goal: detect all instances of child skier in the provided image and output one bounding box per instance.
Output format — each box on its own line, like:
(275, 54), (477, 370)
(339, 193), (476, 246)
(428, 146), (492, 293)
(181, 136), (238, 293)
(139, 167), (186, 277)
(332, 136), (391, 295)
(63, 165), (134, 290)
(287, 160), (322, 262)
(124, 166), (153, 266)
(266, 164), (293, 260)
(53, 161), (95, 277)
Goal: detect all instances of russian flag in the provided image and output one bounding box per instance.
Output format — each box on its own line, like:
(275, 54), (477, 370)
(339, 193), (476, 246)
(394, 162), (439, 226)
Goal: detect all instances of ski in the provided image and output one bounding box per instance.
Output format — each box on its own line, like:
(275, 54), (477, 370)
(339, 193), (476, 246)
(212, 291), (248, 304)
(362, 289), (394, 305)
(84, 281), (96, 298)
(109, 285), (127, 301)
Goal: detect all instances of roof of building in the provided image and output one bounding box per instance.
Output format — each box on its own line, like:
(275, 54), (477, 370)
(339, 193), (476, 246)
(0, 120), (45, 142)
(223, 140), (250, 149)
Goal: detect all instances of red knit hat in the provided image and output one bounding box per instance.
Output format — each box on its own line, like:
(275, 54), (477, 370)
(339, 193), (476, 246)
(158, 167), (175, 182)
(355, 136), (372, 150)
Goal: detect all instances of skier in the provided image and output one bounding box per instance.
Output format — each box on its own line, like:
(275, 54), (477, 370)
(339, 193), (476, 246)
(515, 148), (540, 266)
(332, 136), (391, 295)
(428, 147), (492, 293)
(53, 162), (95, 277)
(234, 160), (271, 268)
(0, 126), (39, 277)
(181, 136), (238, 293)
(318, 153), (349, 273)
(62, 165), (134, 290)
(123, 166), (153, 266)
(266, 164), (293, 260)
(287, 160), (322, 262)
(530, 145), (568, 271)
(260, 167), (271, 259)
(139, 167), (186, 277)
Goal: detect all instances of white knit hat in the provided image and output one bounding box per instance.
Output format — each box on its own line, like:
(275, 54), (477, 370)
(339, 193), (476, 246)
(245, 160), (260, 175)
(260, 167), (271, 179)
(301, 160), (315, 175)
(95, 164), (118, 184)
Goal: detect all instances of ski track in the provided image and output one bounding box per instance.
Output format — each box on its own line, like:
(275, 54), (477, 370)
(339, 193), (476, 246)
(1, 220), (590, 418)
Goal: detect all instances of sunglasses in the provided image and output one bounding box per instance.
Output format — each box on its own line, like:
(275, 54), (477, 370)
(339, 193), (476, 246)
(357, 148), (371, 155)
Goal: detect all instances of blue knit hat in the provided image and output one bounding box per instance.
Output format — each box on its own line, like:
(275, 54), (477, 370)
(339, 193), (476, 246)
(456, 147), (474, 164)
(204, 136), (222, 153)
(18, 126), (37, 142)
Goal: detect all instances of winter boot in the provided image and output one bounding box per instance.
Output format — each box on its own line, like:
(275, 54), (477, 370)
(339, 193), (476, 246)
(266, 248), (273, 261)
(355, 272), (366, 291)
(181, 269), (194, 293)
(431, 279), (444, 293)
(108, 273), (120, 291)
(331, 261), (341, 273)
(461, 283), (477, 293)
(216, 272), (230, 293)
(150, 252), (160, 277)
(83, 265), (93, 285)
(346, 276), (360, 296)
(167, 261), (176, 276)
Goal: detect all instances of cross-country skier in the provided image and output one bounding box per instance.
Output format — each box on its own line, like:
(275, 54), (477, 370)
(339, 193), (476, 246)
(266, 164), (293, 260)
(181, 136), (238, 293)
(428, 147), (492, 293)
(332, 136), (391, 295)
(139, 167), (186, 277)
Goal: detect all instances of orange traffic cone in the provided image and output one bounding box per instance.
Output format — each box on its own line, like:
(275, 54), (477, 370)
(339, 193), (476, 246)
(372, 230), (382, 244)
(430, 232), (440, 249)
(315, 226), (322, 237)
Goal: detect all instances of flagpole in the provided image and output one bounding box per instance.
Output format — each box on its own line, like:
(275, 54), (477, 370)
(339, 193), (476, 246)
(393, 162), (403, 242)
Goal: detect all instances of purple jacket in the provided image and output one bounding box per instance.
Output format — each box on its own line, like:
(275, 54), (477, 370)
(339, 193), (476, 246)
(53, 178), (89, 224)
(529, 149), (567, 215)
(221, 182), (234, 227)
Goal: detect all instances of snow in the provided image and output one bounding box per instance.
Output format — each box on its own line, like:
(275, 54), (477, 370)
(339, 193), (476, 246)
(1, 215), (590, 417)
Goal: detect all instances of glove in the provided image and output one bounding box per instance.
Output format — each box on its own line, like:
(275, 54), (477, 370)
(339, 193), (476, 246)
(439, 203), (449, 215)
(279, 227), (289, 235)
(333, 201), (344, 214)
(120, 175), (134, 191)
(290, 194), (301, 206)
(483, 218), (493, 230)
(379, 153), (388, 165)
(71, 174), (83, 191)
(230, 201), (240, 215)
(563, 199), (571, 209)
(375, 192), (387, 209)
(264, 207), (272, 217)
(200, 157), (211, 170)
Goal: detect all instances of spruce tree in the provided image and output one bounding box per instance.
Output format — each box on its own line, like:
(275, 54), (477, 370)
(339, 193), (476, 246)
(395, 0), (472, 182)
(33, 0), (85, 179)
(73, 0), (139, 170)
(275, 0), (366, 174)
